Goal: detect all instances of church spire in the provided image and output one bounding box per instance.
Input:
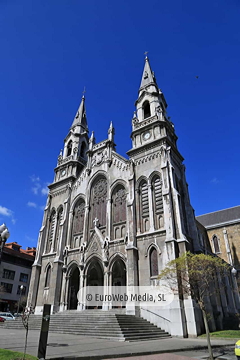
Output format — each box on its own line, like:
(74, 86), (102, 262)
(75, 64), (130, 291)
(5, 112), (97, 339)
(71, 95), (88, 134)
(134, 55), (167, 123)
(139, 56), (157, 91)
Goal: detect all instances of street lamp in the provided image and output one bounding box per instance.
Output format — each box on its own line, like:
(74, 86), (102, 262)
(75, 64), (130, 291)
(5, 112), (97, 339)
(232, 267), (238, 277)
(17, 285), (24, 316)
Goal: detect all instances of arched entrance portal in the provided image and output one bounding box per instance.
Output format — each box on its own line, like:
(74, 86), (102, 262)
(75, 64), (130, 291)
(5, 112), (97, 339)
(68, 267), (80, 310)
(112, 259), (126, 309)
(112, 259), (126, 286)
(86, 260), (104, 308)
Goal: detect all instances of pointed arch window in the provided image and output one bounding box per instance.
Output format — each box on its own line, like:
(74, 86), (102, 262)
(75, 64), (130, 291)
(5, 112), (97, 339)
(212, 235), (220, 254)
(71, 199), (85, 248)
(80, 142), (86, 158)
(90, 178), (107, 231)
(139, 180), (149, 233)
(45, 265), (51, 288)
(152, 175), (164, 229)
(143, 101), (151, 119)
(112, 185), (127, 239)
(67, 140), (72, 157)
(46, 210), (56, 253)
(150, 247), (158, 277)
(53, 207), (63, 252)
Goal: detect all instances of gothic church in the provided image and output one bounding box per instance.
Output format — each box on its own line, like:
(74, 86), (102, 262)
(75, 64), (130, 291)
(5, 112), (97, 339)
(28, 57), (239, 337)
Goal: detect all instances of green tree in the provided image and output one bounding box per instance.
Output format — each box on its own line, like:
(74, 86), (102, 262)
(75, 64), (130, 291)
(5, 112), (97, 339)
(158, 252), (230, 360)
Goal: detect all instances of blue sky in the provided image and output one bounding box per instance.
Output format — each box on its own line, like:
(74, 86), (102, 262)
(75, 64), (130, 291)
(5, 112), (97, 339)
(0, 0), (240, 250)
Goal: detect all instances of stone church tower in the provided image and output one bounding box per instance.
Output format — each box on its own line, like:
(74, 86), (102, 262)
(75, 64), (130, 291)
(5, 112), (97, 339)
(27, 57), (211, 337)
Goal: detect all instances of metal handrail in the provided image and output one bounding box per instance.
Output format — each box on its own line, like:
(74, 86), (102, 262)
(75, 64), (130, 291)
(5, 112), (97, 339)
(140, 307), (171, 322)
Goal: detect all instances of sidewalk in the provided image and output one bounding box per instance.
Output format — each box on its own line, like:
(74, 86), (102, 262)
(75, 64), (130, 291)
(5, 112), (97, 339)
(105, 355), (197, 360)
(0, 328), (235, 360)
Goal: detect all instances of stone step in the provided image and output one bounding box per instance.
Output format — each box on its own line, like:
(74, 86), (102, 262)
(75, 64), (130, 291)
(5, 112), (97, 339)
(2, 311), (171, 341)
(11, 321), (157, 327)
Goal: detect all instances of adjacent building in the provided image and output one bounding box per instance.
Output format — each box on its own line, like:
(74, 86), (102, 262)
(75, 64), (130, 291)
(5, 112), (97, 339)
(0, 242), (36, 312)
(197, 206), (240, 275)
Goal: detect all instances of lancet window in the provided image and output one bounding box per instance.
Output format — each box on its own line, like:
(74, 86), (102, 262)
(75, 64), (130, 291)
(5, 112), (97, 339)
(90, 178), (107, 230)
(112, 185), (127, 239)
(45, 265), (51, 288)
(150, 247), (158, 277)
(67, 140), (72, 157)
(139, 180), (149, 232)
(71, 199), (85, 248)
(152, 175), (164, 229)
(212, 235), (220, 254)
(80, 142), (86, 158)
(143, 100), (151, 119)
(46, 210), (56, 253)
(53, 207), (63, 252)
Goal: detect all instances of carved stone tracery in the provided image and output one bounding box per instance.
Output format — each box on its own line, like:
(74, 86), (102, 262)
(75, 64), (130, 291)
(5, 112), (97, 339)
(112, 186), (127, 239)
(90, 178), (108, 229)
(72, 201), (85, 236)
(93, 179), (107, 203)
(114, 188), (127, 205)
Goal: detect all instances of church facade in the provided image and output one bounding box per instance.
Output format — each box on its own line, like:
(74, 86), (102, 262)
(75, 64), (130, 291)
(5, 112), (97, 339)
(27, 57), (239, 337)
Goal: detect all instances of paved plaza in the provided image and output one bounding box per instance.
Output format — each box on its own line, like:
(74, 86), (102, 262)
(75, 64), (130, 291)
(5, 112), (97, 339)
(0, 328), (237, 359)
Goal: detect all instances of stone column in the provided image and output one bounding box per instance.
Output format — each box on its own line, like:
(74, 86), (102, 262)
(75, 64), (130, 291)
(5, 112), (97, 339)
(108, 271), (113, 309)
(77, 272), (86, 311)
(165, 239), (188, 337)
(102, 266), (110, 310)
(106, 198), (111, 238)
(126, 246), (139, 316)
(59, 271), (67, 312)
(83, 205), (90, 243)
(223, 229), (233, 265)
(127, 163), (137, 246)
(64, 275), (70, 310)
(161, 163), (176, 242)
(51, 260), (64, 313)
(28, 196), (51, 309)
(27, 264), (41, 310)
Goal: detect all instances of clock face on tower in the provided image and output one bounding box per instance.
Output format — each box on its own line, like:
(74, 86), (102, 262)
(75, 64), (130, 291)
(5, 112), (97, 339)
(61, 169), (66, 177)
(143, 131), (151, 141)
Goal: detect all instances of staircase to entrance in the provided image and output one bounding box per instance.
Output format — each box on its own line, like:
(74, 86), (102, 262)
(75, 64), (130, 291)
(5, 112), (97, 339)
(2, 310), (171, 341)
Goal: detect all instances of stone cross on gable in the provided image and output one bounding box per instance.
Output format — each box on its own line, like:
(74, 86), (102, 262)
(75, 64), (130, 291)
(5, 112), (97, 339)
(93, 218), (99, 227)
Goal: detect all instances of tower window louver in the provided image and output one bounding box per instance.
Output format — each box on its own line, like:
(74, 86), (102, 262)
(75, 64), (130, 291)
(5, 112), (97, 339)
(152, 176), (164, 229)
(46, 210), (56, 253)
(139, 181), (149, 232)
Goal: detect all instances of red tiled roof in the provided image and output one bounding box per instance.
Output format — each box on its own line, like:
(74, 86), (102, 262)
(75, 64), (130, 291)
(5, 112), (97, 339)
(3, 242), (36, 260)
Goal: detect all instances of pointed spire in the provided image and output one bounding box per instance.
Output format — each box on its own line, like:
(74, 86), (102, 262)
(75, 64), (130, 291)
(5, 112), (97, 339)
(71, 94), (88, 133)
(108, 121), (115, 142)
(90, 131), (95, 142)
(89, 131), (95, 151)
(139, 56), (157, 90)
